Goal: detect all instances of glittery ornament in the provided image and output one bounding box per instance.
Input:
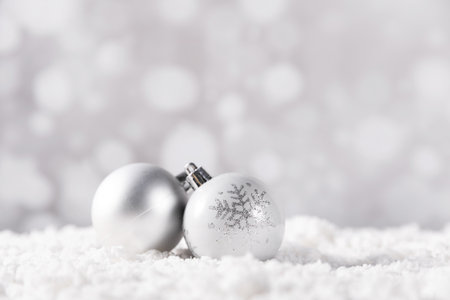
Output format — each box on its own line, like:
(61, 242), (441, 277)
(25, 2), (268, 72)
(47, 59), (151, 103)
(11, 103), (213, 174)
(182, 163), (285, 260)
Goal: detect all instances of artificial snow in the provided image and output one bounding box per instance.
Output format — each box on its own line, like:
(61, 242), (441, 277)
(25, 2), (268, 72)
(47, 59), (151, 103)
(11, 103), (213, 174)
(1, 216), (449, 299)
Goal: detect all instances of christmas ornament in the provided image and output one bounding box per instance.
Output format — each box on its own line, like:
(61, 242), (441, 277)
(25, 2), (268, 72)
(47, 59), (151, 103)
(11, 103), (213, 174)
(91, 163), (187, 253)
(182, 163), (285, 260)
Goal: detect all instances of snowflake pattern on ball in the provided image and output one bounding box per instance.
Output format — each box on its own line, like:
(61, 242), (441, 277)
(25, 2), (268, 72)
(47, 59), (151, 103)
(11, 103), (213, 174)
(209, 182), (273, 231)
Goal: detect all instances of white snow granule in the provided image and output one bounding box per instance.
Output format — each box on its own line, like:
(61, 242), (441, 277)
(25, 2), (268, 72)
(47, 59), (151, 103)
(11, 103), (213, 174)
(1, 216), (449, 299)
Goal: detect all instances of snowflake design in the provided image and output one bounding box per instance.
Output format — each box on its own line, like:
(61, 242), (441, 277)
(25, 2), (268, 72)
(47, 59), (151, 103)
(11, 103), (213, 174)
(209, 182), (273, 231)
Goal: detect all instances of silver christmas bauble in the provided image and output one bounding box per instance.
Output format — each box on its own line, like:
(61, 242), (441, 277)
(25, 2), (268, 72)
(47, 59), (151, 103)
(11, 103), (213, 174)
(91, 163), (187, 253)
(182, 164), (285, 260)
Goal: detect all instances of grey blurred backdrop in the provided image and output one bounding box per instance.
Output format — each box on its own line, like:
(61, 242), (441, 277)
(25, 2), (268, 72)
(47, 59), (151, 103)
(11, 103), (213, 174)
(1, 0), (450, 231)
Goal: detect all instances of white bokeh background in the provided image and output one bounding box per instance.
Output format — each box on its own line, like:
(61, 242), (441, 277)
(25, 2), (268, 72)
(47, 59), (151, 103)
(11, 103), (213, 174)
(1, 0), (450, 231)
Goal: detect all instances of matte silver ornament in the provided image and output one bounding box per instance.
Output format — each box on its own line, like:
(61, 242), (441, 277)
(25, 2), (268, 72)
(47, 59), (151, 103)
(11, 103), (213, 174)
(182, 163), (285, 260)
(91, 163), (187, 253)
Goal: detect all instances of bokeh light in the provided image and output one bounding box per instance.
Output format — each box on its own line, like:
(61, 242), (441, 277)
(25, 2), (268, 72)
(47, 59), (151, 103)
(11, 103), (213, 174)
(1, 0), (450, 230)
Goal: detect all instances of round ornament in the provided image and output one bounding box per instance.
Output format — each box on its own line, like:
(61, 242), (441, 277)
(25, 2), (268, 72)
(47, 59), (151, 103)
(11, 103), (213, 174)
(182, 163), (285, 260)
(91, 163), (187, 253)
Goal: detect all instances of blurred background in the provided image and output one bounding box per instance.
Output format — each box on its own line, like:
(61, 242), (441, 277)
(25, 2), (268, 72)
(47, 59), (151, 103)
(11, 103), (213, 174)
(1, 0), (450, 231)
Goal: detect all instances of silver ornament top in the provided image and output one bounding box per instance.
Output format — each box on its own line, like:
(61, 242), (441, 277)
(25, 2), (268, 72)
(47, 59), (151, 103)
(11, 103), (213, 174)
(182, 162), (212, 191)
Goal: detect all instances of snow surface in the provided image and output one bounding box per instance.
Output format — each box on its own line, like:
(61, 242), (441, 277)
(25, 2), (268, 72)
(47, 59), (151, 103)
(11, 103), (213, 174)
(1, 216), (450, 299)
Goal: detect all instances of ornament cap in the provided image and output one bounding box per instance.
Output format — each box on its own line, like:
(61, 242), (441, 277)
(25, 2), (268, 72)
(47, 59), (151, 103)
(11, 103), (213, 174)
(184, 162), (212, 191)
(175, 172), (190, 191)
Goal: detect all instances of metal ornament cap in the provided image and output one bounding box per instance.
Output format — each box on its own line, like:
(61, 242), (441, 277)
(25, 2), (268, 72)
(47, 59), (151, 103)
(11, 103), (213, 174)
(183, 172), (285, 260)
(91, 163), (187, 253)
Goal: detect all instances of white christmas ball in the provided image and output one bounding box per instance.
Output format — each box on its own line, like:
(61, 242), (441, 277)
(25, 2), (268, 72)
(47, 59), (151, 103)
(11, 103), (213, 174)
(183, 173), (285, 260)
(91, 163), (187, 253)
